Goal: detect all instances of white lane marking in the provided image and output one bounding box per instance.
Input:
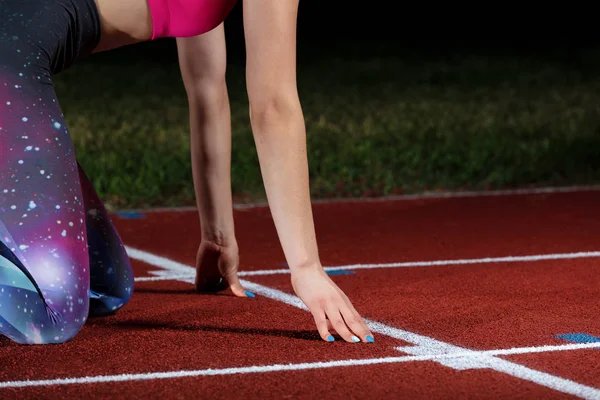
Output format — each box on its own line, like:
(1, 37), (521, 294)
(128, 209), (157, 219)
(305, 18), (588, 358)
(135, 275), (193, 282)
(126, 247), (192, 277)
(239, 251), (600, 276)
(241, 280), (600, 398)
(2, 342), (599, 390)
(127, 249), (600, 398)
(127, 247), (600, 280)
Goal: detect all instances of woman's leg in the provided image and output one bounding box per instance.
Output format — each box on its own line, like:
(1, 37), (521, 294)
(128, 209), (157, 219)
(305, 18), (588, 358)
(78, 163), (134, 317)
(0, 64), (91, 344)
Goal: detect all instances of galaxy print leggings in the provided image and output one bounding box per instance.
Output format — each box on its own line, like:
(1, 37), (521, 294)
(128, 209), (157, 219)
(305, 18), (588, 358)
(0, 0), (134, 344)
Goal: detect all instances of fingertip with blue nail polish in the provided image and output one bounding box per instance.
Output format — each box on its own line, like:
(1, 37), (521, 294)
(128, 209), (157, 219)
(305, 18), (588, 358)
(245, 291), (256, 298)
(366, 335), (374, 343)
(351, 336), (360, 343)
(327, 335), (335, 342)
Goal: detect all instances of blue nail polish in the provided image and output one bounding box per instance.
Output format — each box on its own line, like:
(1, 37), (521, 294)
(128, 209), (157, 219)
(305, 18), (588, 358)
(245, 291), (256, 298)
(351, 336), (360, 343)
(327, 335), (335, 342)
(366, 335), (374, 343)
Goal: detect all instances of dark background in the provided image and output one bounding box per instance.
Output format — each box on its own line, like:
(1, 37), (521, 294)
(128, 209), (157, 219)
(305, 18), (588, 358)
(90, 2), (599, 66)
(69, 1), (600, 207)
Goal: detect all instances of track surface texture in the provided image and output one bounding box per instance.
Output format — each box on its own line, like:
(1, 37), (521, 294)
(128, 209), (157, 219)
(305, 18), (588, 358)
(1, 187), (600, 399)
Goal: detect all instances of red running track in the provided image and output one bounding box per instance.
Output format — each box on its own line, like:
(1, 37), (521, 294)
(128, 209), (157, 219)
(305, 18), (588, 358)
(1, 188), (600, 399)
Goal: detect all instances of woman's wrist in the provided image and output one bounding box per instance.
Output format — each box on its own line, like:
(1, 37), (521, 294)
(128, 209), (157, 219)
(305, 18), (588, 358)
(288, 259), (323, 275)
(201, 227), (236, 247)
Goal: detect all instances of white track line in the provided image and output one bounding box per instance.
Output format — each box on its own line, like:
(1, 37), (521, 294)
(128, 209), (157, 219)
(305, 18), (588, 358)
(2, 342), (600, 390)
(126, 250), (600, 398)
(126, 248), (192, 276)
(241, 280), (600, 399)
(240, 251), (600, 277)
(127, 247), (600, 281)
(118, 184), (600, 213)
(135, 275), (194, 282)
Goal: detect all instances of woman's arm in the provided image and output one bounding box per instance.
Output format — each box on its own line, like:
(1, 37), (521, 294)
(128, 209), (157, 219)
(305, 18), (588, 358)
(178, 26), (234, 244)
(92, 0), (153, 52)
(177, 26), (248, 297)
(243, 0), (316, 274)
(243, 0), (374, 343)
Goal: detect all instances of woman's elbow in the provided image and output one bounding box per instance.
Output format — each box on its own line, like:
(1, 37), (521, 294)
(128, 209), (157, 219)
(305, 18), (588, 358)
(184, 77), (228, 108)
(248, 91), (302, 132)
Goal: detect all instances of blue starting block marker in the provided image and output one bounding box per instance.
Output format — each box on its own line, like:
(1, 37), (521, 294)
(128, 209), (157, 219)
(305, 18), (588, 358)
(279, 263), (355, 276)
(116, 211), (145, 219)
(325, 269), (355, 276)
(556, 333), (600, 344)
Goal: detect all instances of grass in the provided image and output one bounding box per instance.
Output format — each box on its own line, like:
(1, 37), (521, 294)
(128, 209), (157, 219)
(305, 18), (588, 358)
(54, 40), (600, 209)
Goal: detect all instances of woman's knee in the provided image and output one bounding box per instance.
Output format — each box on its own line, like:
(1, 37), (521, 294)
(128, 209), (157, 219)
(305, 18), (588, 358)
(2, 294), (89, 345)
(50, 307), (89, 344)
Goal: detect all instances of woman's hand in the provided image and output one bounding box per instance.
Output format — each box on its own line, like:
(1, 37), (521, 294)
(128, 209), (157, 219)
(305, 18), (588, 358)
(195, 240), (253, 298)
(291, 266), (374, 343)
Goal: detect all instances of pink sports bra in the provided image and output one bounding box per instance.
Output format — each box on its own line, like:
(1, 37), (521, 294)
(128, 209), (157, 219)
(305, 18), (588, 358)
(147, 0), (238, 40)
